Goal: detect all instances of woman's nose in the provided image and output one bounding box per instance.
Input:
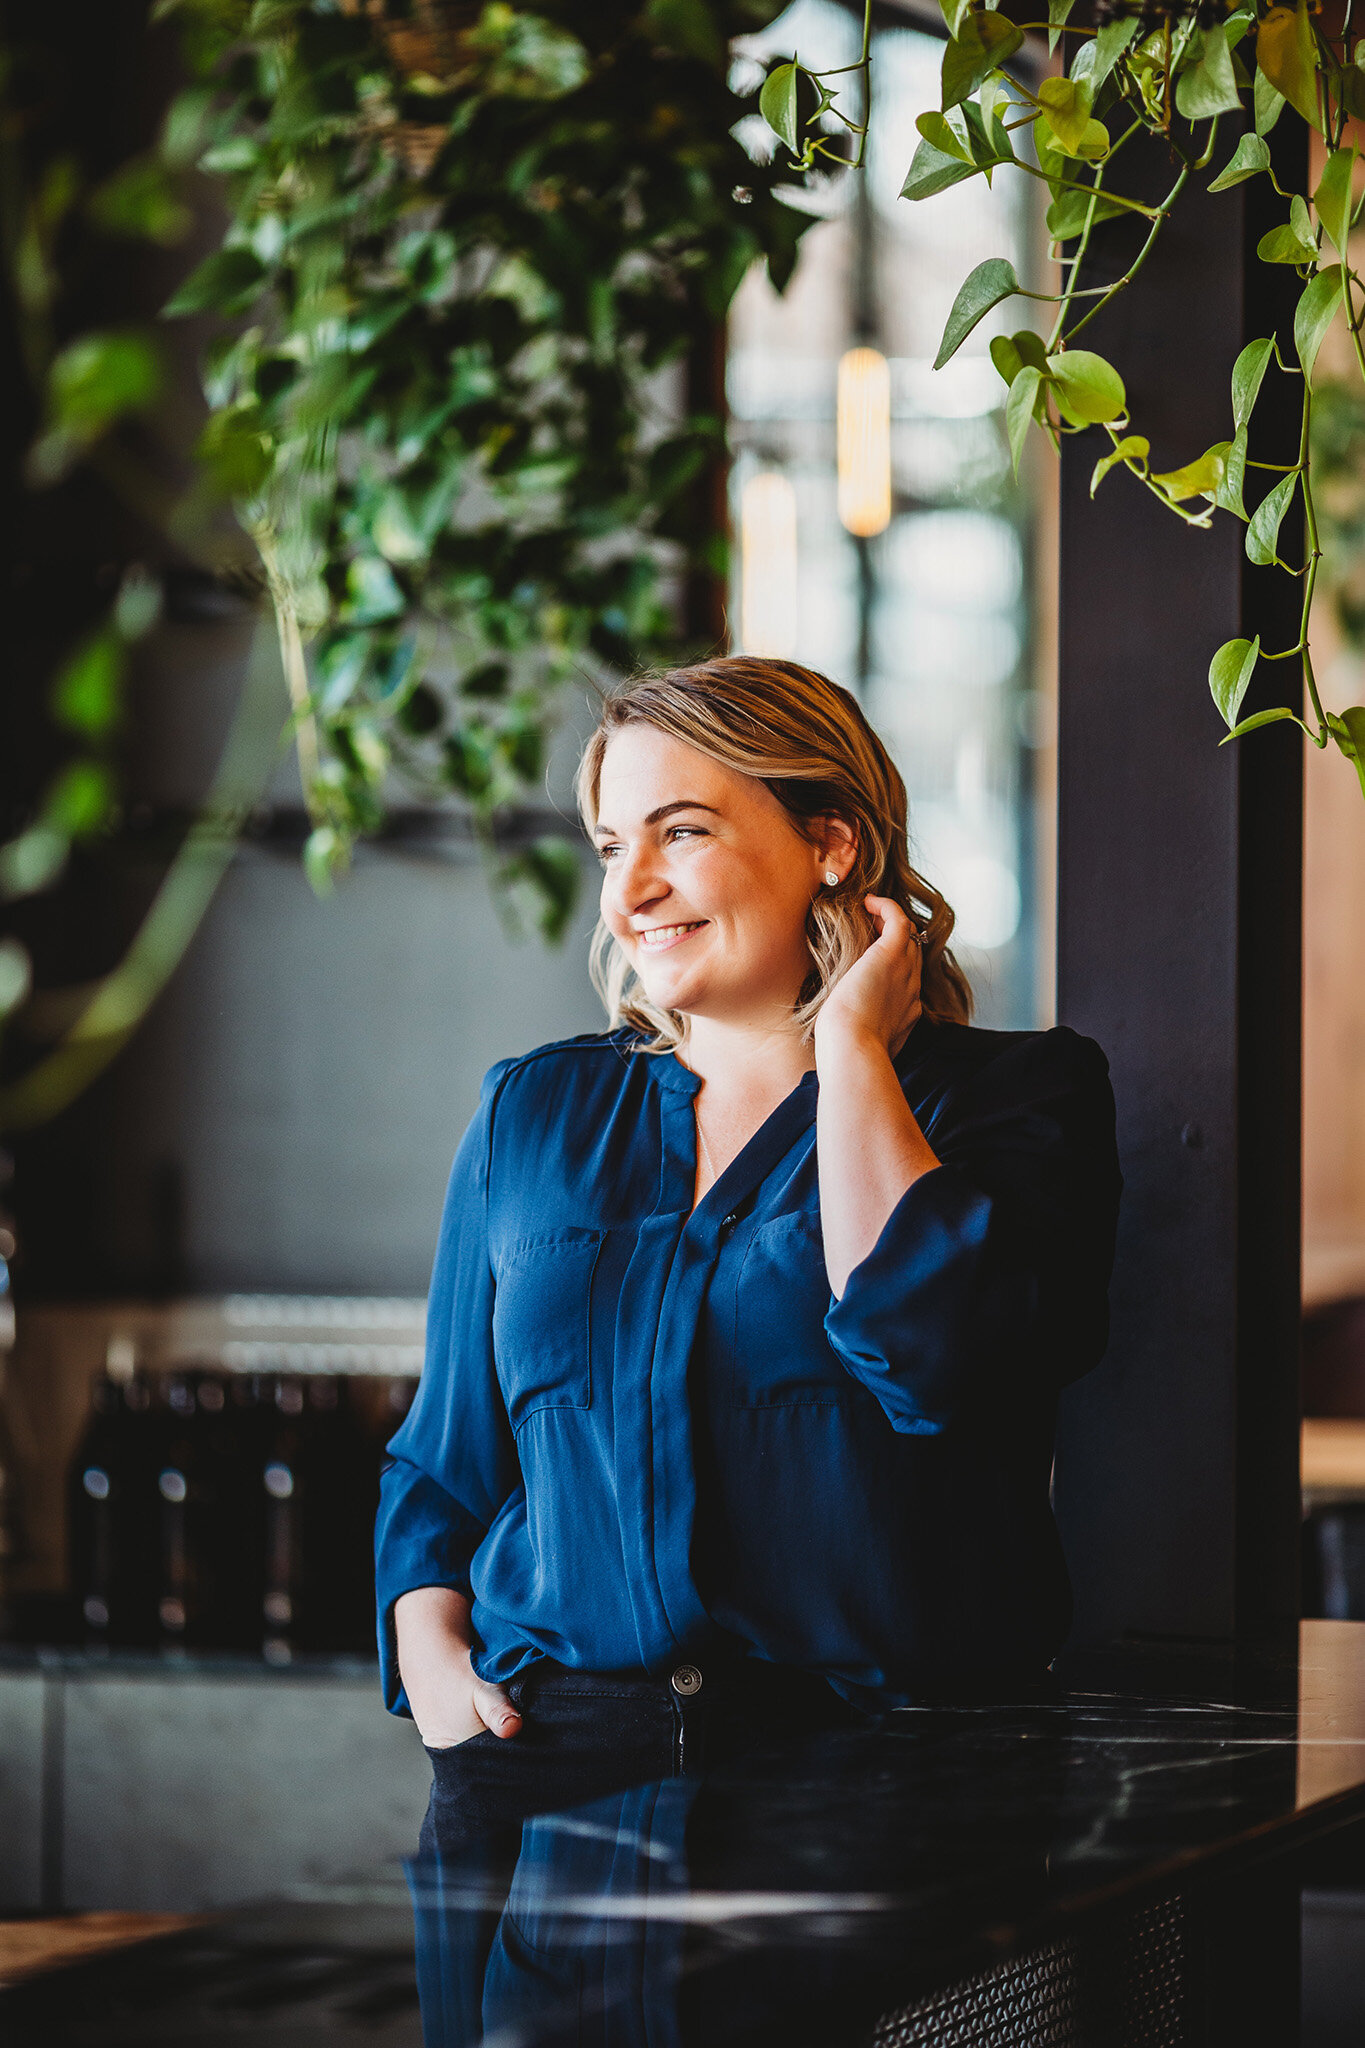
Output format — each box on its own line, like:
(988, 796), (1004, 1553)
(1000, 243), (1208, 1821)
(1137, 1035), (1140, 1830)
(608, 842), (669, 913)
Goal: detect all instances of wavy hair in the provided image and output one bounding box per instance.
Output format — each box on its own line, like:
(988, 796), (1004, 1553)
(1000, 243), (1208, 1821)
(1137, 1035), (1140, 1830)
(574, 657), (973, 1049)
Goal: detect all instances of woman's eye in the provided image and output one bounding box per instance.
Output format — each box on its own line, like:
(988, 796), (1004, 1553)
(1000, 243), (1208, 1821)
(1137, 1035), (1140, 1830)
(597, 845), (622, 865)
(667, 825), (706, 843)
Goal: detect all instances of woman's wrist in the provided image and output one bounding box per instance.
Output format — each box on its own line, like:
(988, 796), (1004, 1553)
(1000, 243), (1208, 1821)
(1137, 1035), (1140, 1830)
(814, 1013), (894, 1073)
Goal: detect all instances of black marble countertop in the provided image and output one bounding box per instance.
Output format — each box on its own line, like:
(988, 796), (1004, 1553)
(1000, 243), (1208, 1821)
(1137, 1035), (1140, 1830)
(8, 1621), (1365, 2045)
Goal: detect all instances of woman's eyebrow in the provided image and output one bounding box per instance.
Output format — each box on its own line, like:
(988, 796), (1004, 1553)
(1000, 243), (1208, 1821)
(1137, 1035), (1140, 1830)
(594, 801), (721, 839)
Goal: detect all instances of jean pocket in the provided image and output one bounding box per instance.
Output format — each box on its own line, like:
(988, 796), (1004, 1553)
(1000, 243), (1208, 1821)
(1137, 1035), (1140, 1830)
(423, 1729), (499, 1762)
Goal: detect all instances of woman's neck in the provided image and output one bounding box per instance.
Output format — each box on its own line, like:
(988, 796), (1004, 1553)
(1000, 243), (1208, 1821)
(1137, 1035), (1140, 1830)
(680, 1013), (815, 1107)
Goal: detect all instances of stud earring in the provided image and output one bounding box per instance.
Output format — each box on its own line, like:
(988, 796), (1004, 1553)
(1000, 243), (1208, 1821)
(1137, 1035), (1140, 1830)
(824, 869), (839, 888)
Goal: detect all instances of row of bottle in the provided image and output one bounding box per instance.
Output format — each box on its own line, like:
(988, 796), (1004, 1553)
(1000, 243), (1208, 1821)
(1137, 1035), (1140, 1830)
(69, 1370), (413, 1656)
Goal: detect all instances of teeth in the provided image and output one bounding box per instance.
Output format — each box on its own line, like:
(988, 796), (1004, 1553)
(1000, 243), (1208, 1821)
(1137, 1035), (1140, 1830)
(638, 923), (701, 948)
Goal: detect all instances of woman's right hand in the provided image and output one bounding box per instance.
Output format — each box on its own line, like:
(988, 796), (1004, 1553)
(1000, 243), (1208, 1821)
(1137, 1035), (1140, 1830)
(393, 1586), (522, 1750)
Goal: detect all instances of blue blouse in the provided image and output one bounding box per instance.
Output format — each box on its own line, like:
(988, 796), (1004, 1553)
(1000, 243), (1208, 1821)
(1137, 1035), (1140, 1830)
(376, 1017), (1121, 1712)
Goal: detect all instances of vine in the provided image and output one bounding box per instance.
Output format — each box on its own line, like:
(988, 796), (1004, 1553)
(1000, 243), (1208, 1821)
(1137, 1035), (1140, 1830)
(761, 0), (1365, 805)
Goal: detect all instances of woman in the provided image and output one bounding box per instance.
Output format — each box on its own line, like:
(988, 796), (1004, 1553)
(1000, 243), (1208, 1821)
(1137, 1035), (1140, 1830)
(377, 657), (1121, 1838)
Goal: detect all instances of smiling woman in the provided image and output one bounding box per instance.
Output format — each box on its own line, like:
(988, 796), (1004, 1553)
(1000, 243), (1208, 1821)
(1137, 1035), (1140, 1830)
(375, 656), (1122, 1854)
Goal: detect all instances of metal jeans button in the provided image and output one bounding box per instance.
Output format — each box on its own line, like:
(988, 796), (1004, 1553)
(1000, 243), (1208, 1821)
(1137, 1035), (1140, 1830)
(670, 1663), (703, 1697)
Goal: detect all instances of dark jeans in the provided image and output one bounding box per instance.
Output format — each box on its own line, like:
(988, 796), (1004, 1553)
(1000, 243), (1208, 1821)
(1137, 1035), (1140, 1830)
(419, 1656), (875, 1857)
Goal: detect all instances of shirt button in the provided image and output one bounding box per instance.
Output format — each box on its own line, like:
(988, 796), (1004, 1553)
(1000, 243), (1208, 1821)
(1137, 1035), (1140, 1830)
(670, 1663), (703, 1696)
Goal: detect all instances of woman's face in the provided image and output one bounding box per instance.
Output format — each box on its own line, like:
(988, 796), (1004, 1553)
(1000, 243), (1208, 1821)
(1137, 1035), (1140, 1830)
(595, 724), (841, 1029)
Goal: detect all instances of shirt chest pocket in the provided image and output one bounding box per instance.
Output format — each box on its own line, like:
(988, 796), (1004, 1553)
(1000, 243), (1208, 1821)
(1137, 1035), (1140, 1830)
(731, 1215), (847, 1408)
(492, 1230), (602, 1432)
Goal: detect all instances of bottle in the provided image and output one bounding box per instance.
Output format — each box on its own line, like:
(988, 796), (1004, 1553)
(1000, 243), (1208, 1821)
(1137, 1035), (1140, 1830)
(298, 1376), (381, 1653)
(154, 1372), (200, 1646)
(67, 1362), (159, 1646)
(260, 1375), (305, 1662)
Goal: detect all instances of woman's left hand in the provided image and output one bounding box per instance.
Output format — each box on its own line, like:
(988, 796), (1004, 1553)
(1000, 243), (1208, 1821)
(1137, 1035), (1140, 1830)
(815, 895), (923, 1058)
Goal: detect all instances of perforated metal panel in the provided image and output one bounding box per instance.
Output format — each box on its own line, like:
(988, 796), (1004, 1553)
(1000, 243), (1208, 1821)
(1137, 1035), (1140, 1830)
(870, 1894), (1185, 2048)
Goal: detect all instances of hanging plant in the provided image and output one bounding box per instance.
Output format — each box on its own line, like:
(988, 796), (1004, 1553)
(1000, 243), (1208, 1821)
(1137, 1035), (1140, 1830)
(761, 0), (1365, 805)
(0, 0), (809, 1127)
(164, 0), (812, 919)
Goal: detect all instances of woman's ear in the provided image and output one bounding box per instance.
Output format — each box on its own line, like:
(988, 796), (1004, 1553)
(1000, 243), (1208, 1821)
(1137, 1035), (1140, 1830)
(816, 814), (858, 882)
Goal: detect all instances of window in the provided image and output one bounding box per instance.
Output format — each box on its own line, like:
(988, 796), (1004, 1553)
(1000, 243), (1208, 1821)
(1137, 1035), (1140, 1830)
(728, 1), (1051, 1026)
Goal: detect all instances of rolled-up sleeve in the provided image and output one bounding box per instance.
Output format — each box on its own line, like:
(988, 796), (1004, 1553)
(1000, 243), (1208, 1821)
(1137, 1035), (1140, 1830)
(823, 1027), (1120, 1436)
(375, 1062), (520, 1714)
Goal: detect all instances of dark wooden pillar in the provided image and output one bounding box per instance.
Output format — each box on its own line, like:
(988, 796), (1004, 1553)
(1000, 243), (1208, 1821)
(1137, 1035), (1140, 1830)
(1051, 120), (1306, 1667)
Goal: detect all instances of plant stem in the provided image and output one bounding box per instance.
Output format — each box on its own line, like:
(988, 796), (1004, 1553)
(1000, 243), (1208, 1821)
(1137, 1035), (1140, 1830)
(1060, 162), (1189, 345)
(0, 617), (288, 1129)
(255, 524), (323, 814)
(1296, 378), (1330, 740)
(1014, 155), (1159, 219)
(1341, 269), (1365, 394)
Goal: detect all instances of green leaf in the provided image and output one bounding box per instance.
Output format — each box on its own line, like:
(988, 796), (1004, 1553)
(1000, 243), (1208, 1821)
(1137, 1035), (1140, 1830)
(196, 405), (272, 500)
(916, 109), (974, 163)
(1045, 186), (1127, 240)
(1331, 706), (1365, 794)
(1209, 132), (1272, 191)
(1037, 74), (1094, 154)
(1256, 1), (1321, 131)
(1006, 364), (1042, 475)
(1090, 16), (1140, 89)
(373, 491), (428, 565)
(1151, 443), (1229, 502)
(1232, 335), (1275, 427)
(941, 12), (1023, 112)
(1254, 65), (1286, 133)
(991, 334), (1023, 385)
(1314, 146), (1356, 257)
(115, 567), (161, 641)
(1245, 471), (1299, 564)
(759, 60), (801, 154)
(163, 246), (266, 317)
(642, 0), (724, 64)
(960, 98), (1014, 169)
(0, 940), (32, 1020)
(934, 258), (1021, 370)
(1175, 22), (1243, 119)
(941, 0), (973, 41)
(1260, 194), (1317, 264)
(1213, 424), (1249, 518)
(88, 155), (191, 246)
(1045, 348), (1126, 424)
(901, 137), (979, 200)
(1295, 263), (1344, 381)
(1225, 8), (1257, 52)
(1220, 704), (1311, 742)
(345, 557), (406, 624)
(512, 836), (582, 942)
(989, 328), (1047, 385)
(48, 332), (160, 430)
(1046, 0), (1075, 56)
(1208, 634), (1261, 727)
(51, 632), (125, 738)
(45, 760), (115, 839)
(0, 824), (67, 900)
(303, 826), (347, 896)
(1090, 434), (1149, 494)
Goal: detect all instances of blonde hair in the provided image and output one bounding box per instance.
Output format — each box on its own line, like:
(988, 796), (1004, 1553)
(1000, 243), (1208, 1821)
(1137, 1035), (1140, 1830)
(574, 656), (973, 1050)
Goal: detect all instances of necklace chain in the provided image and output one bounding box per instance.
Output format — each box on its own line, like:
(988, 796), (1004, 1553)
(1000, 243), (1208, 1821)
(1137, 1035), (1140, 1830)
(694, 1106), (717, 1185)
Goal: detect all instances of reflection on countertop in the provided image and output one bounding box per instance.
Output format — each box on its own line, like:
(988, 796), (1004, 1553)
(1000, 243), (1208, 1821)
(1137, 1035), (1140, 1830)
(7, 1623), (1365, 2043)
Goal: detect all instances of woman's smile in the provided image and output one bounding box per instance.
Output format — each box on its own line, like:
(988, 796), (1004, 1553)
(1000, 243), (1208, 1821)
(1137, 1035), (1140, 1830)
(634, 921), (708, 953)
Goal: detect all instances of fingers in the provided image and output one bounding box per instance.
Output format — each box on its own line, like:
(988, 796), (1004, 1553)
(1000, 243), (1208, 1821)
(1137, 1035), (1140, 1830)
(473, 1679), (523, 1740)
(864, 895), (919, 949)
